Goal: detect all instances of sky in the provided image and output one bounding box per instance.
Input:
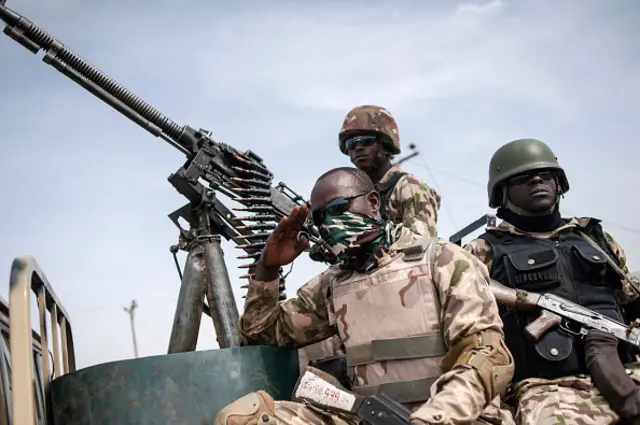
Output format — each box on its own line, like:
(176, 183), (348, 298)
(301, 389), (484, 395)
(1, 0), (639, 370)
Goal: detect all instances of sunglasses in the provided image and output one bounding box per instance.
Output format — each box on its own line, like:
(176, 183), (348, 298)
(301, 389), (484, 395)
(344, 135), (378, 151)
(311, 192), (369, 226)
(508, 170), (556, 186)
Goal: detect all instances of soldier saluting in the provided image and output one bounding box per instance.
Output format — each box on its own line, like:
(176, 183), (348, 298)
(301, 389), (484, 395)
(301, 105), (444, 383)
(215, 167), (514, 425)
(464, 139), (640, 424)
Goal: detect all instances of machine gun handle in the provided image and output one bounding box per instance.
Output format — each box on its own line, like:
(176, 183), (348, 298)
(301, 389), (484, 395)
(525, 310), (562, 340)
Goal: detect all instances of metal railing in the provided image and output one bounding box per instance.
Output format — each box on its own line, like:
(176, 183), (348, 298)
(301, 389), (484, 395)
(8, 256), (75, 425)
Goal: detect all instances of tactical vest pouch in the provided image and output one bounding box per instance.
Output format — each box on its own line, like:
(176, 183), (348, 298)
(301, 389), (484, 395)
(345, 334), (447, 367)
(351, 377), (439, 405)
(577, 230), (632, 292)
(345, 333), (447, 403)
(570, 243), (609, 286)
(533, 329), (573, 362)
(504, 249), (560, 292)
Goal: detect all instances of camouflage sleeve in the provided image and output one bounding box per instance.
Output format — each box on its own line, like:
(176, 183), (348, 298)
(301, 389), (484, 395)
(602, 231), (640, 305)
(462, 238), (494, 272)
(238, 270), (337, 348)
(388, 175), (441, 237)
(411, 241), (513, 425)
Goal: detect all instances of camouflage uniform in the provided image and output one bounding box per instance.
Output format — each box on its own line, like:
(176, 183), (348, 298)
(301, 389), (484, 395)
(219, 227), (515, 425)
(463, 138), (640, 425)
(297, 106), (442, 374)
(338, 105), (441, 239)
(466, 219), (640, 424)
(299, 163), (442, 375)
(378, 164), (441, 238)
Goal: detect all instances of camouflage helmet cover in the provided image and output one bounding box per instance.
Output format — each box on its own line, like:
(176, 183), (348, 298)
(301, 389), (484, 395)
(338, 105), (401, 155)
(488, 138), (570, 208)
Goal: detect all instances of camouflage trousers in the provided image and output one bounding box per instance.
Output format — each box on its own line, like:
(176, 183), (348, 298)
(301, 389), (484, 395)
(510, 363), (640, 425)
(272, 395), (516, 425)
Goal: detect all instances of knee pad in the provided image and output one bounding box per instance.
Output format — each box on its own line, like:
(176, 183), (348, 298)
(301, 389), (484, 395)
(213, 390), (277, 425)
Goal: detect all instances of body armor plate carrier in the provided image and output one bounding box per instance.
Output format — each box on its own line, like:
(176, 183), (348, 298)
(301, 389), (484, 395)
(478, 221), (634, 382)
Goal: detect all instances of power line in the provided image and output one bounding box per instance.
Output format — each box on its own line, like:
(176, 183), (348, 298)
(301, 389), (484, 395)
(415, 156), (458, 231)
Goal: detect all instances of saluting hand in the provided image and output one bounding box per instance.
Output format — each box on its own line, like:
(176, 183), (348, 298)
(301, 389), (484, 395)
(255, 204), (310, 281)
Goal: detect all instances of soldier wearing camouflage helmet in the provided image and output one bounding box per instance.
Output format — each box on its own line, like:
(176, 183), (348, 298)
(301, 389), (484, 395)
(463, 138), (640, 424)
(338, 105), (441, 237)
(215, 166), (514, 425)
(301, 105), (443, 386)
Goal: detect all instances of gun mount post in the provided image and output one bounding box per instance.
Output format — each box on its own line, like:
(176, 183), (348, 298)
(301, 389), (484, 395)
(197, 202), (240, 349)
(203, 235), (239, 347)
(168, 244), (206, 353)
(168, 194), (240, 352)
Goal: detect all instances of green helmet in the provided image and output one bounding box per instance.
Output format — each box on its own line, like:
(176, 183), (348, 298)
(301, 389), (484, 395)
(487, 138), (570, 208)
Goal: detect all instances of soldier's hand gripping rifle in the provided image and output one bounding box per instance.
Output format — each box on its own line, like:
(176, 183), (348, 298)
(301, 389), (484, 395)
(491, 279), (640, 350)
(0, 3), (323, 349)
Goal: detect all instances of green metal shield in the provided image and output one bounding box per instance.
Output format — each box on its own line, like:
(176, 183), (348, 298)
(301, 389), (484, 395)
(48, 346), (299, 425)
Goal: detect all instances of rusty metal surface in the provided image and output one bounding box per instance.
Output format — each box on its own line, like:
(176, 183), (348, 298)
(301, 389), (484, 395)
(48, 345), (299, 425)
(167, 246), (207, 354)
(202, 233), (239, 349)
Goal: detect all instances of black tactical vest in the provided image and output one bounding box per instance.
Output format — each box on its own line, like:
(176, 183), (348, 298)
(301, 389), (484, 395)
(377, 171), (407, 221)
(479, 220), (634, 382)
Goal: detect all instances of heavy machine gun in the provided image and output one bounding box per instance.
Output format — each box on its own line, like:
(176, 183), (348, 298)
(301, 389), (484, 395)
(0, 2), (319, 351)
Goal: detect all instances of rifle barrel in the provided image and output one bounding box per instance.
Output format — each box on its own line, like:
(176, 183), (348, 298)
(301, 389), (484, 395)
(0, 3), (191, 155)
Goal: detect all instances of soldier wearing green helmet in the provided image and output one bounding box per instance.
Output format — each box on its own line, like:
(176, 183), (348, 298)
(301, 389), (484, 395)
(464, 138), (640, 424)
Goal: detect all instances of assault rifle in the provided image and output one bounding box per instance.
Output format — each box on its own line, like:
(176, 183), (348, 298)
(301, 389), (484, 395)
(294, 369), (417, 425)
(491, 280), (640, 349)
(0, 3), (321, 352)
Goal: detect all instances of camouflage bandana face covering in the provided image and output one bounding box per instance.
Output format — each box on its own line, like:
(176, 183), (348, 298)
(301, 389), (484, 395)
(319, 211), (399, 271)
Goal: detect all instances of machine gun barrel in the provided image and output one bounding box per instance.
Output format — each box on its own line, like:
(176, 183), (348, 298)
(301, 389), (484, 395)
(0, 2), (305, 219)
(0, 2), (193, 155)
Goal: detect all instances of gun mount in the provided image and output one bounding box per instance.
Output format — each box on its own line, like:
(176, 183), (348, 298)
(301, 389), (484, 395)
(448, 213), (496, 246)
(0, 3), (319, 352)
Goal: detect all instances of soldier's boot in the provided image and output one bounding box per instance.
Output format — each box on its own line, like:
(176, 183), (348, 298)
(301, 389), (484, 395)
(214, 390), (277, 425)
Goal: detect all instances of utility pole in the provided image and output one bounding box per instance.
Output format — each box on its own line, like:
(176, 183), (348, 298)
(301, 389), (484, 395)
(124, 299), (139, 358)
(392, 143), (420, 166)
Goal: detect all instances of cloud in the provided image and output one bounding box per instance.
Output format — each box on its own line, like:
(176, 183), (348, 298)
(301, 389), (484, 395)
(1, 0), (639, 369)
